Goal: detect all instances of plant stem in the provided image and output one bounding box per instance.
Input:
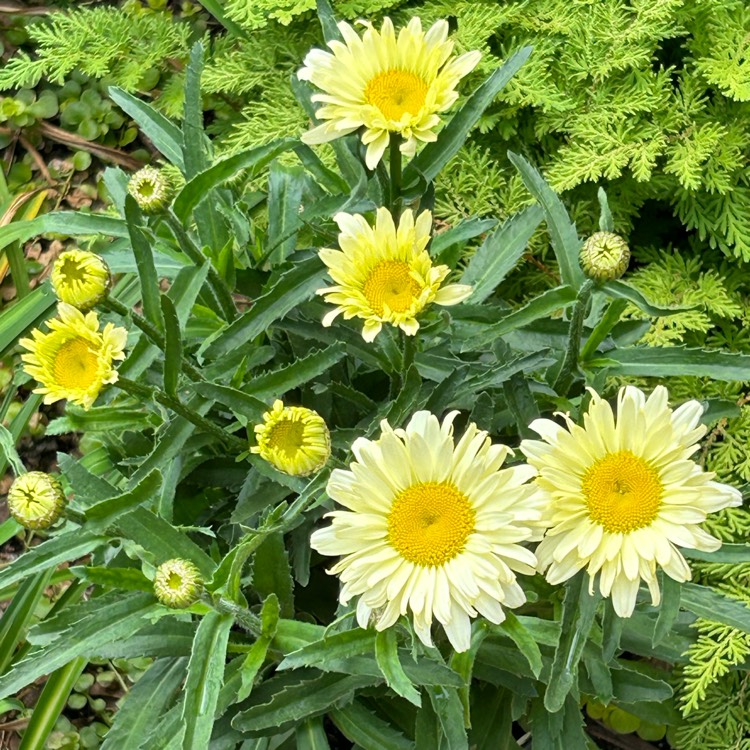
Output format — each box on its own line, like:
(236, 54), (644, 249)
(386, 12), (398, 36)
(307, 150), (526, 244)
(211, 596), (261, 636)
(553, 279), (594, 395)
(163, 210), (237, 321)
(401, 330), (416, 381)
(101, 297), (203, 382)
(116, 377), (246, 450)
(389, 133), (402, 217)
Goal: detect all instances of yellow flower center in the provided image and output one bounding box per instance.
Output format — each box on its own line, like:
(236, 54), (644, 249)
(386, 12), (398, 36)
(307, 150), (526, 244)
(58, 256), (87, 284)
(583, 451), (663, 534)
(387, 482), (475, 567)
(52, 338), (100, 390)
(363, 261), (420, 316)
(364, 70), (428, 121)
(268, 418), (305, 456)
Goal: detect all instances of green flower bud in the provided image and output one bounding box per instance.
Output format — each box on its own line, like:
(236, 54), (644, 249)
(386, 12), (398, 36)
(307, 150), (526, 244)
(51, 249), (111, 310)
(153, 558), (203, 608)
(580, 231), (630, 282)
(7, 472), (67, 529)
(127, 166), (175, 214)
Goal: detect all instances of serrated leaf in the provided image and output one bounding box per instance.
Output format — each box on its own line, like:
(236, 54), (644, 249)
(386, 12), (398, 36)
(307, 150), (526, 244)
(267, 162), (305, 266)
(279, 629), (376, 671)
(47, 406), (157, 436)
(652, 573), (681, 647)
(181, 611), (233, 750)
(95, 621), (196, 660)
(427, 684), (468, 750)
(232, 671), (378, 733)
(601, 279), (692, 317)
(85, 469), (161, 527)
(0, 531), (107, 591)
(251, 533), (294, 619)
(70, 566), (152, 592)
(680, 582), (750, 633)
(460, 206), (543, 303)
(238, 595), (279, 703)
(375, 629), (421, 707)
(57, 453), (119, 507)
(496, 613), (543, 679)
(508, 152), (585, 290)
(315, 0), (343, 43)
(683, 543), (750, 562)
(330, 700), (412, 750)
(109, 87), (183, 168)
(161, 295), (182, 396)
(203, 256), (327, 358)
(101, 658), (187, 750)
(468, 685), (518, 750)
(597, 187), (614, 233)
(610, 663), (673, 704)
(295, 717), (331, 750)
(431, 217), (497, 263)
(405, 48), (532, 188)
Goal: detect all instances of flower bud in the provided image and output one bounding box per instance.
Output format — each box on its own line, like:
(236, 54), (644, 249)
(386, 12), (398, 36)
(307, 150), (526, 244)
(580, 231), (630, 282)
(153, 558), (203, 608)
(51, 249), (111, 310)
(7, 472), (67, 529)
(127, 165), (176, 214)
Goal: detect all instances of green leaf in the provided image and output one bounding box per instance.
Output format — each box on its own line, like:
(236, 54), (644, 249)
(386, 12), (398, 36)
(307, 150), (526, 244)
(181, 611), (233, 750)
(238, 595), (279, 703)
(0, 531), (107, 591)
(70, 566), (152, 592)
(404, 47), (532, 188)
(315, 0), (343, 43)
(161, 295), (182, 396)
(108, 87), (184, 168)
(496, 613), (543, 679)
(580, 298), (628, 361)
(173, 140), (295, 222)
(597, 187), (614, 233)
(0, 570), (52, 675)
(251, 533), (295, 619)
(502, 372), (540, 440)
(468, 685), (518, 750)
(601, 600), (624, 663)
(460, 206), (544, 303)
(0, 593), (157, 700)
(18, 657), (87, 750)
(95, 621), (196, 660)
(375, 629), (421, 707)
(593, 346), (750, 381)
(683, 543), (750, 562)
(545, 573), (599, 712)
(0, 424), (25, 476)
(415, 691), (440, 750)
(203, 256), (327, 358)
(267, 162), (305, 266)
(232, 671), (378, 733)
(278, 628), (377, 671)
(508, 152), (585, 290)
(0, 213), (128, 254)
(47, 406), (157, 436)
(194, 382), (267, 423)
(330, 700), (412, 750)
(0, 284), (55, 357)
(182, 42), (209, 178)
(101, 658), (188, 750)
(653, 573), (681, 647)
(610, 663), (673, 704)
(431, 218), (497, 264)
(601, 279), (692, 317)
(125, 196), (164, 332)
(57, 453), (118, 507)
(295, 718), (331, 750)
(427, 684), (468, 750)
(85, 469), (162, 527)
(680, 583), (750, 633)
(114, 507), (216, 578)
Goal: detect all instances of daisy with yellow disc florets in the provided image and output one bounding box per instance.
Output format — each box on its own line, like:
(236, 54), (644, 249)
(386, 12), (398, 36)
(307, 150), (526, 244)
(311, 410), (544, 652)
(317, 207), (472, 342)
(520, 385), (742, 617)
(298, 17), (481, 169)
(19, 303), (127, 410)
(252, 400), (331, 477)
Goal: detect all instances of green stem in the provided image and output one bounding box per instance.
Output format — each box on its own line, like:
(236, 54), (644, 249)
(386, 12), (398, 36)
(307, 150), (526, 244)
(389, 133), (402, 218)
(101, 298), (203, 382)
(116, 377), (245, 451)
(553, 280), (594, 395)
(163, 210), (237, 321)
(401, 330), (416, 381)
(211, 596), (261, 636)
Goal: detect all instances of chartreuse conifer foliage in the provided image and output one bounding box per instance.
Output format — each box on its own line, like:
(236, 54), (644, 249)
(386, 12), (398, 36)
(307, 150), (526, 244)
(1, 3), (750, 750)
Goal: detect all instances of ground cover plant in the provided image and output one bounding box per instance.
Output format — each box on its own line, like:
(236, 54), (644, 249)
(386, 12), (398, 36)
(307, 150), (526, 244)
(1, 1), (750, 749)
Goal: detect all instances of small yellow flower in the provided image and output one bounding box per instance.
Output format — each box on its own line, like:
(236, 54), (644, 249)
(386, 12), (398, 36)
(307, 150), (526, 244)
(128, 166), (176, 214)
(252, 400), (331, 477)
(51, 249), (111, 310)
(153, 559), (203, 608)
(19, 303), (127, 410)
(7, 472), (67, 529)
(520, 385), (742, 617)
(318, 207), (472, 342)
(298, 17), (481, 169)
(311, 411), (544, 652)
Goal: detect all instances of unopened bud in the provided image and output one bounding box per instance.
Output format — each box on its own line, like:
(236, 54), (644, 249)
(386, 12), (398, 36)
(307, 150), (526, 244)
(51, 249), (111, 310)
(8, 472), (66, 529)
(580, 232), (630, 282)
(153, 558), (203, 608)
(128, 166), (176, 214)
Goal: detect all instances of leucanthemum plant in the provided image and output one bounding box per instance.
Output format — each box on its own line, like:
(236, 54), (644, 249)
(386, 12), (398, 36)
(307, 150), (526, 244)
(1, 3), (748, 748)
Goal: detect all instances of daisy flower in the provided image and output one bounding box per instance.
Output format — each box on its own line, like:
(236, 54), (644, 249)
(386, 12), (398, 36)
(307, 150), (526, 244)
(310, 411), (544, 652)
(19, 303), (127, 410)
(298, 17), (481, 169)
(520, 385), (742, 617)
(317, 207), (472, 342)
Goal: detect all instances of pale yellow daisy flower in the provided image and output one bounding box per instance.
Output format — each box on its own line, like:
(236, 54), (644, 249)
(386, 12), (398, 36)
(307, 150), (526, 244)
(51, 249), (111, 310)
(298, 17), (481, 169)
(252, 400), (331, 477)
(310, 411), (544, 652)
(520, 385), (742, 617)
(19, 303), (127, 410)
(317, 207), (472, 342)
